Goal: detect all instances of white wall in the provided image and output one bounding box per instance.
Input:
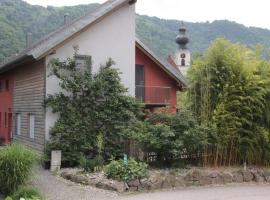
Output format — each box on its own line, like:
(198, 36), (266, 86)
(45, 3), (135, 140)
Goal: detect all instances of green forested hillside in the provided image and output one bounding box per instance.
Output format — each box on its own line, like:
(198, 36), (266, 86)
(1, 0), (270, 62)
(0, 0), (99, 61)
(136, 15), (270, 58)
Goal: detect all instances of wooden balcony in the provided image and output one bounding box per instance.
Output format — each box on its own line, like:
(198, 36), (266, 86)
(135, 85), (171, 105)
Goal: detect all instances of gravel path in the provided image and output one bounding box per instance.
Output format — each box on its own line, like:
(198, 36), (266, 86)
(32, 168), (270, 200)
(32, 168), (118, 200)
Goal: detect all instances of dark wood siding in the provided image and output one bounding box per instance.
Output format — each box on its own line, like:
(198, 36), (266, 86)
(13, 59), (46, 152)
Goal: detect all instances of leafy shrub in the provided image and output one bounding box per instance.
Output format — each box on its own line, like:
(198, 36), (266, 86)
(0, 144), (40, 195)
(79, 155), (104, 172)
(127, 110), (214, 166)
(46, 56), (142, 166)
(11, 186), (43, 200)
(105, 158), (148, 182)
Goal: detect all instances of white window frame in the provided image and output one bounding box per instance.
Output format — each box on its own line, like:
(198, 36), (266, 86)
(29, 114), (35, 139)
(16, 113), (21, 135)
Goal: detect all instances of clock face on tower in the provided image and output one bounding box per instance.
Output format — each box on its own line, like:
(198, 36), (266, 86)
(180, 53), (186, 58)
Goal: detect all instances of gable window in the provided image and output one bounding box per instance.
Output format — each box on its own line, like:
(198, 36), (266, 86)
(5, 80), (9, 91)
(29, 114), (35, 139)
(16, 114), (21, 135)
(75, 55), (92, 71)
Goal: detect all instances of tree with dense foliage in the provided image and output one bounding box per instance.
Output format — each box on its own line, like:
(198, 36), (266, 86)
(188, 38), (270, 166)
(45, 56), (142, 166)
(127, 109), (215, 167)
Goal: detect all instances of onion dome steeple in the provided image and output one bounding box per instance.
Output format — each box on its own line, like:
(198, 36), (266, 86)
(175, 22), (189, 49)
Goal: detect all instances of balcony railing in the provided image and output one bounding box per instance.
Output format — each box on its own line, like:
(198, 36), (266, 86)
(135, 85), (171, 105)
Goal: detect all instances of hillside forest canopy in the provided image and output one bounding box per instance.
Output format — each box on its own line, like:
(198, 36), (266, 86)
(1, 0), (270, 62)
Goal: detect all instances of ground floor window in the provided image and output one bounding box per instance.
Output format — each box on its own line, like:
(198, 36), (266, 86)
(29, 114), (35, 139)
(16, 113), (21, 135)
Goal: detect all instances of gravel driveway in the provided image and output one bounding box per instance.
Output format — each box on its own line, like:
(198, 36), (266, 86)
(32, 168), (270, 200)
(32, 168), (118, 200)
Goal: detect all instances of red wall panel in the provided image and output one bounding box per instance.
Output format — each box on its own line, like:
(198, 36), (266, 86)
(0, 72), (14, 144)
(136, 47), (178, 112)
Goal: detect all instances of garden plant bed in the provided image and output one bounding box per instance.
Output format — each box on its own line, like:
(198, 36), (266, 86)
(58, 167), (270, 193)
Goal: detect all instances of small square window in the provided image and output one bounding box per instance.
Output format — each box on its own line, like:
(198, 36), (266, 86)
(74, 55), (91, 71)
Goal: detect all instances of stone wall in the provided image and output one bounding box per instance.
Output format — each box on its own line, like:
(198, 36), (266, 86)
(59, 168), (270, 193)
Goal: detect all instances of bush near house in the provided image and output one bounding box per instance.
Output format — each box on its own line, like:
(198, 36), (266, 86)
(127, 110), (215, 167)
(45, 55), (143, 166)
(0, 144), (40, 196)
(105, 158), (148, 182)
(79, 155), (104, 172)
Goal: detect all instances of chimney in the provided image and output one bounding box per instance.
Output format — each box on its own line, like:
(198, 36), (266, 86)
(26, 32), (33, 48)
(64, 13), (70, 25)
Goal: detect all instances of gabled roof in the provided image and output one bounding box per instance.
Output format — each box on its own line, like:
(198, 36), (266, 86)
(135, 39), (188, 87)
(0, 0), (136, 73)
(0, 0), (187, 88)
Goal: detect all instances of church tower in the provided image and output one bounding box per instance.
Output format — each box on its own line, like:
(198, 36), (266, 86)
(173, 24), (191, 75)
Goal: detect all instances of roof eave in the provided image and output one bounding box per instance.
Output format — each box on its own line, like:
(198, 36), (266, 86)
(0, 54), (35, 74)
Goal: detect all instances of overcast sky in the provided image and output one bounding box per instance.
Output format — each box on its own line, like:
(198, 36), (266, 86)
(23, 0), (270, 30)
